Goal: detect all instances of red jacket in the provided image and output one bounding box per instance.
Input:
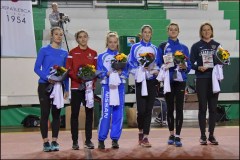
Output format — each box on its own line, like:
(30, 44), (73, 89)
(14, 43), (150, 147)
(66, 46), (97, 89)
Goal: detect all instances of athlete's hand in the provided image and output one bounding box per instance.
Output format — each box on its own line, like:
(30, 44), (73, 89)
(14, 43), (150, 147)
(198, 66), (208, 72)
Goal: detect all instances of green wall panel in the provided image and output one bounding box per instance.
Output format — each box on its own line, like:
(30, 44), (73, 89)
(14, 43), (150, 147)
(219, 2), (239, 10)
(224, 10), (239, 19)
(219, 2), (239, 40)
(33, 6), (47, 52)
(1, 106), (65, 126)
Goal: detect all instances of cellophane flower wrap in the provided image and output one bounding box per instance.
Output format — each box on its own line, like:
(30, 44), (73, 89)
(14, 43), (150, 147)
(139, 52), (155, 67)
(46, 65), (69, 92)
(111, 53), (127, 70)
(215, 47), (230, 65)
(48, 65), (69, 81)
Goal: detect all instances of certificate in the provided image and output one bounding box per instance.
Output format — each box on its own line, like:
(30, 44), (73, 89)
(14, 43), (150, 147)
(163, 54), (174, 68)
(202, 54), (214, 68)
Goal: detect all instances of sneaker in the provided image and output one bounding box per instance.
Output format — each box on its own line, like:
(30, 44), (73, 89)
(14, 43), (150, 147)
(208, 135), (219, 145)
(199, 135), (207, 145)
(98, 140), (105, 149)
(112, 140), (119, 149)
(51, 141), (59, 151)
(138, 133), (143, 145)
(43, 142), (51, 152)
(174, 137), (182, 147)
(155, 117), (162, 124)
(72, 141), (79, 150)
(162, 121), (167, 126)
(168, 135), (175, 145)
(85, 140), (94, 149)
(141, 138), (152, 147)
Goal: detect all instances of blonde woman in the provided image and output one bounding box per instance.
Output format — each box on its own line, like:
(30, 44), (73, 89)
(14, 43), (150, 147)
(34, 27), (69, 152)
(97, 32), (128, 149)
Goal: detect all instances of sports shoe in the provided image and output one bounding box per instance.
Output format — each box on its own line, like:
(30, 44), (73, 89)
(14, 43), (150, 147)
(174, 137), (182, 147)
(138, 133), (143, 145)
(85, 140), (94, 149)
(112, 140), (119, 149)
(162, 121), (167, 126)
(43, 142), (51, 152)
(155, 117), (162, 124)
(72, 141), (79, 150)
(141, 138), (152, 147)
(208, 135), (219, 145)
(51, 141), (59, 151)
(168, 135), (175, 145)
(199, 135), (207, 145)
(98, 140), (105, 149)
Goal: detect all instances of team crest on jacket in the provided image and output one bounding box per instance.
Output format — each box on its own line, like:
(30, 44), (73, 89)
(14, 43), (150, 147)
(87, 53), (93, 59)
(211, 45), (216, 50)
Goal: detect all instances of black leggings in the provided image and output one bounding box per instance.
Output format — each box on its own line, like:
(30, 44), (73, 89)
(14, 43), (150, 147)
(70, 89), (93, 142)
(136, 79), (157, 135)
(38, 83), (61, 139)
(196, 78), (218, 136)
(165, 81), (186, 135)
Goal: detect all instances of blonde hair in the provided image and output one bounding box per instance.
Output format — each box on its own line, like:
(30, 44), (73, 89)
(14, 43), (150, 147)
(105, 31), (119, 49)
(74, 29), (89, 42)
(141, 25), (153, 33)
(199, 22), (214, 38)
(51, 2), (58, 7)
(50, 26), (62, 36)
(167, 22), (180, 31)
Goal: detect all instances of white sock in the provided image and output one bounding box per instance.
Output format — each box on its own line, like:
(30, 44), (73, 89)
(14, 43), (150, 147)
(175, 135), (180, 138)
(143, 135), (148, 139)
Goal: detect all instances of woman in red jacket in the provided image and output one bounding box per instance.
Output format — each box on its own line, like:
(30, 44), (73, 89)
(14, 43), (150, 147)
(66, 30), (97, 150)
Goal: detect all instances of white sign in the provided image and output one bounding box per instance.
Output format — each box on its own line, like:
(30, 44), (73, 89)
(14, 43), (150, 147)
(1, 0), (36, 57)
(127, 37), (136, 47)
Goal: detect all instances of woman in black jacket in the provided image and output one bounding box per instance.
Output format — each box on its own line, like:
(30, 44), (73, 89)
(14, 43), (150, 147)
(190, 22), (220, 145)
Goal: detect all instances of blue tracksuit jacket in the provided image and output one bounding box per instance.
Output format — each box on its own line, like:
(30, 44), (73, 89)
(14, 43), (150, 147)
(128, 40), (162, 78)
(97, 48), (128, 141)
(34, 44), (69, 91)
(158, 38), (191, 82)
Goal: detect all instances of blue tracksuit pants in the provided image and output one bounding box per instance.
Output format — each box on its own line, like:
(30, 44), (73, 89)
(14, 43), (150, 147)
(98, 83), (125, 141)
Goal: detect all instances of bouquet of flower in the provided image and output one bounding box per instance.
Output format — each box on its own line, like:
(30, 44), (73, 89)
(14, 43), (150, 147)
(77, 64), (102, 90)
(173, 51), (188, 81)
(173, 50), (188, 65)
(139, 52), (155, 67)
(111, 53), (127, 70)
(46, 65), (69, 92)
(77, 64), (97, 81)
(214, 47), (230, 65)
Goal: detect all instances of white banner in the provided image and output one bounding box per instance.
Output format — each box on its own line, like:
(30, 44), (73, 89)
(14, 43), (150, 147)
(1, 0), (36, 57)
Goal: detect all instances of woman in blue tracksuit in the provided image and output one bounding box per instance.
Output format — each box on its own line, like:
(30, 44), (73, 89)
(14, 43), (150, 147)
(128, 25), (162, 147)
(158, 22), (191, 147)
(97, 32), (128, 149)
